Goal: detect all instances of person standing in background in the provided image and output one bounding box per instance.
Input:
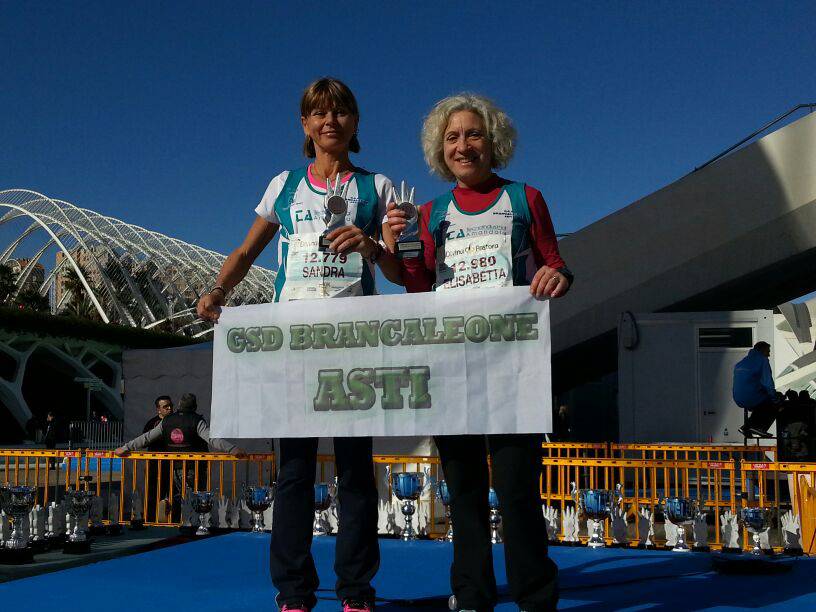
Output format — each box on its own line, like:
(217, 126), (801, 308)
(44, 411), (58, 449)
(141, 395), (174, 521)
(143, 395), (173, 445)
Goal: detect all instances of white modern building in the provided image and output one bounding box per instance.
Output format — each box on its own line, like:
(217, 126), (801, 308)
(0, 188), (276, 336)
(552, 107), (816, 440)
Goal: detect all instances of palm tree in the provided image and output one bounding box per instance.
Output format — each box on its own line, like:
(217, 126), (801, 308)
(60, 265), (101, 320)
(14, 287), (49, 312)
(0, 264), (14, 304)
(63, 293), (100, 320)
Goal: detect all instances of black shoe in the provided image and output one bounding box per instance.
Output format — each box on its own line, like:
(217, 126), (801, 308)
(740, 425), (772, 438)
(749, 427), (774, 438)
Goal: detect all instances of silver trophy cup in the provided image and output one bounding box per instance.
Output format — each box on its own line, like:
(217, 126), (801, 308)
(393, 181), (423, 259)
(65, 489), (94, 545)
(434, 480), (453, 542)
(190, 491), (215, 536)
(319, 175), (349, 251)
(572, 482), (622, 548)
(4, 485), (36, 551)
(739, 507), (771, 556)
(0, 484), (9, 536)
(660, 496), (697, 552)
(488, 487), (502, 544)
(387, 466), (429, 541)
(313, 482), (336, 536)
(243, 485), (275, 533)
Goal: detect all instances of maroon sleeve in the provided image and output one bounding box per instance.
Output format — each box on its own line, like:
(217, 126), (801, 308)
(400, 201), (436, 293)
(525, 185), (566, 270)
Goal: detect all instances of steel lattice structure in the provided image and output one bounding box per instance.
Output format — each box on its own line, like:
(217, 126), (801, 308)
(0, 189), (276, 336)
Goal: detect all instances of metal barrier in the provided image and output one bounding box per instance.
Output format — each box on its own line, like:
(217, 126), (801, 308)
(119, 451), (276, 525)
(540, 456), (737, 548)
(540, 455), (816, 552)
(2, 447), (812, 550)
(68, 420), (124, 450)
(542, 442), (608, 458)
(738, 460), (816, 554)
(610, 443), (776, 463)
(118, 452), (448, 536)
(0, 449), (68, 508)
(801, 474), (816, 554)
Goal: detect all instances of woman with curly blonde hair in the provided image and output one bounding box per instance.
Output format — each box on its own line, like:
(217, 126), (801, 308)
(388, 93), (571, 611)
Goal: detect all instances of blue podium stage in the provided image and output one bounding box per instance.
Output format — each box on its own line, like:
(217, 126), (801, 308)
(1, 534), (814, 610)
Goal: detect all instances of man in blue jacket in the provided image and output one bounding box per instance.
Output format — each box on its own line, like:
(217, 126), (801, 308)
(733, 341), (780, 438)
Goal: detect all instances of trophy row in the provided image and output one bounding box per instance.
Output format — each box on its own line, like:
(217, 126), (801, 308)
(565, 482), (803, 556)
(186, 469), (460, 542)
(384, 467), (502, 544)
(6, 478), (802, 556)
(0, 482), (107, 559)
(183, 470), (486, 544)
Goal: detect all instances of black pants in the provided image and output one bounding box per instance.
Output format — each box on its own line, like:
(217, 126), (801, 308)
(145, 460), (172, 522)
(745, 399), (780, 432)
(270, 437), (379, 608)
(172, 462), (206, 522)
(435, 434), (558, 612)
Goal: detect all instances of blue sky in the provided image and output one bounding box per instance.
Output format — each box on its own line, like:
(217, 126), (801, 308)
(2, 1), (815, 293)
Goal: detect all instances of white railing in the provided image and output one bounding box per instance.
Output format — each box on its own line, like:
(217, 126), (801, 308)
(68, 420), (124, 450)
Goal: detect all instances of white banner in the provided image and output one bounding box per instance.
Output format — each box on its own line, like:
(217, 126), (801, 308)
(210, 286), (551, 438)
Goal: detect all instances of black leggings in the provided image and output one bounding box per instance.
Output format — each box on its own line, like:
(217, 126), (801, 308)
(270, 437), (379, 608)
(435, 434), (558, 611)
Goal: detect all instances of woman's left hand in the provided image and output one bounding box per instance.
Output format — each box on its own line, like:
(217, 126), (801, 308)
(530, 266), (570, 298)
(326, 225), (377, 258)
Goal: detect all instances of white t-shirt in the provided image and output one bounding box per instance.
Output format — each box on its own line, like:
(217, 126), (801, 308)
(255, 166), (393, 301)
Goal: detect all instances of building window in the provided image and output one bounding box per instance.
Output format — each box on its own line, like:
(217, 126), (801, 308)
(698, 327), (753, 348)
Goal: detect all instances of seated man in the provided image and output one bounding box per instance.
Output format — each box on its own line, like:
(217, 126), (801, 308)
(733, 341), (780, 438)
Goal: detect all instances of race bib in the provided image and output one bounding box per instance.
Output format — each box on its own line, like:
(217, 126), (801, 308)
(280, 233), (363, 301)
(436, 234), (513, 291)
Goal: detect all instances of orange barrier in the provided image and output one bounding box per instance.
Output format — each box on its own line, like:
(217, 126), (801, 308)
(542, 443), (608, 458)
(799, 475), (816, 554)
(540, 455), (816, 551)
(739, 461), (816, 554)
(0, 449), (89, 508)
(2, 448), (811, 550)
(120, 452), (449, 536)
(540, 456), (738, 548)
(119, 451), (275, 526)
(610, 443), (776, 463)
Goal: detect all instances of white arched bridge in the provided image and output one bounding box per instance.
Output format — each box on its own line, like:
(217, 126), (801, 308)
(0, 189), (276, 337)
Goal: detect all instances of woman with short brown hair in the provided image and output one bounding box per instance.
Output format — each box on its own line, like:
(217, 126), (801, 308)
(198, 77), (400, 612)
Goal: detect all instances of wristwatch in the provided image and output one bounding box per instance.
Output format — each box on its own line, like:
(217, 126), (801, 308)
(556, 266), (574, 287)
(367, 241), (385, 264)
(209, 284), (231, 300)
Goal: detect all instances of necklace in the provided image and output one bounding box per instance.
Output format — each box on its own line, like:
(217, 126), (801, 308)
(310, 163), (353, 182)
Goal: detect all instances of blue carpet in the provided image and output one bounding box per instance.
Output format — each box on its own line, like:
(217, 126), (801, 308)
(78, 457), (122, 472)
(1, 534), (814, 611)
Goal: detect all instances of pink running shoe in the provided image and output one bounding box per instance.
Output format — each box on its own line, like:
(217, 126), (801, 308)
(342, 600), (373, 612)
(281, 605), (310, 612)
